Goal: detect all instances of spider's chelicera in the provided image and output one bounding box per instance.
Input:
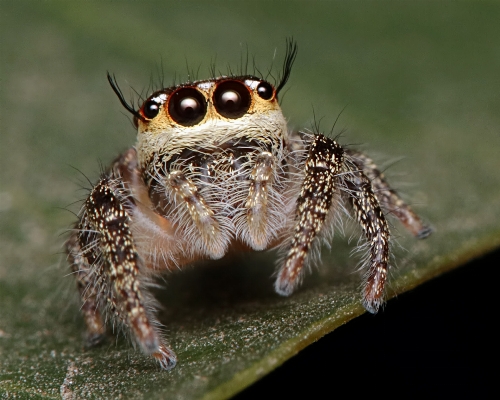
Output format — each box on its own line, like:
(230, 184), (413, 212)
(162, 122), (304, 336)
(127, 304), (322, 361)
(67, 42), (431, 370)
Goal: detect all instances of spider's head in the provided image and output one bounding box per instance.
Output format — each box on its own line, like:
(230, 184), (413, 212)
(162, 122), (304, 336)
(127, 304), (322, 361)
(135, 76), (290, 164)
(107, 40), (298, 167)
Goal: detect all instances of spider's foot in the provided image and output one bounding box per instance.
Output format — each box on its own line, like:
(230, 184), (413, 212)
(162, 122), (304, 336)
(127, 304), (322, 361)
(131, 314), (162, 355)
(363, 297), (383, 315)
(362, 263), (387, 315)
(417, 225), (433, 239)
(83, 312), (106, 348)
(84, 332), (107, 348)
(153, 343), (177, 371)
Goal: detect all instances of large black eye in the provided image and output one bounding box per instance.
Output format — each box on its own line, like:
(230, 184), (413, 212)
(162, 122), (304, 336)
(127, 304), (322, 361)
(142, 98), (161, 119)
(256, 81), (274, 100)
(168, 88), (207, 126)
(213, 81), (251, 119)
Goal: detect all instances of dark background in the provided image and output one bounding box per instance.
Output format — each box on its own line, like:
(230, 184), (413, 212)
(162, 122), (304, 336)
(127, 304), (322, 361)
(237, 249), (498, 397)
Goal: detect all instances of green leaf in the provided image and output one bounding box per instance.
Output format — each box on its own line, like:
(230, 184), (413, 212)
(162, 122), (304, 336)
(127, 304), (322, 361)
(1, 1), (499, 399)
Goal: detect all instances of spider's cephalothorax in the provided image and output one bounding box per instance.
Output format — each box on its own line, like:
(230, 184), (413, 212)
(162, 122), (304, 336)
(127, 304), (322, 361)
(66, 44), (431, 370)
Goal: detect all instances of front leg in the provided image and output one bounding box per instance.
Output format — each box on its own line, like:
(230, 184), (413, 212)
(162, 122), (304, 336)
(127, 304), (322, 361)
(275, 135), (344, 295)
(275, 134), (397, 315)
(67, 175), (176, 370)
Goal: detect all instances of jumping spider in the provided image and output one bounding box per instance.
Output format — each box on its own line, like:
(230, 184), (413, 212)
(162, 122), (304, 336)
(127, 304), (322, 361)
(67, 42), (431, 370)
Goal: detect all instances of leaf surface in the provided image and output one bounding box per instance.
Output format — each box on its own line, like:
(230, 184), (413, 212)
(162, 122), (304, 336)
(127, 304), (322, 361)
(1, 2), (499, 399)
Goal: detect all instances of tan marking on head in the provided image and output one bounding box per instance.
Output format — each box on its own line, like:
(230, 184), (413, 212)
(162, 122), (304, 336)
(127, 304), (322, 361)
(134, 77), (288, 167)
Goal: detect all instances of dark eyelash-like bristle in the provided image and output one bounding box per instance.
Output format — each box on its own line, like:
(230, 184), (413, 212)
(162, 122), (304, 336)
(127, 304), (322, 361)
(107, 72), (145, 122)
(108, 40), (297, 119)
(276, 38), (298, 95)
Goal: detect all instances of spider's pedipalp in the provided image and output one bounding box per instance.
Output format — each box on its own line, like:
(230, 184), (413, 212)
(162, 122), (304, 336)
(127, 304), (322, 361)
(275, 134), (344, 296)
(245, 151), (275, 250)
(167, 170), (227, 259)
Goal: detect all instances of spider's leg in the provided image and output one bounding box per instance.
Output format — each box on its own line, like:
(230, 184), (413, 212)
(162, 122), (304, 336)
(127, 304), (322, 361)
(71, 175), (176, 370)
(67, 231), (106, 347)
(346, 150), (432, 238)
(343, 168), (391, 314)
(275, 135), (343, 295)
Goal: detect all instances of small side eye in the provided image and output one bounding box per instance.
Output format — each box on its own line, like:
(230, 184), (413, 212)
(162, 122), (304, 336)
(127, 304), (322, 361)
(142, 99), (161, 119)
(256, 81), (274, 100)
(213, 81), (251, 119)
(168, 88), (207, 126)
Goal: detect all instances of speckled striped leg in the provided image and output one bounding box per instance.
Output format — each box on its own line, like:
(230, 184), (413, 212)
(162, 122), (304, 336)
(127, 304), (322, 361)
(167, 171), (225, 259)
(275, 135), (344, 296)
(66, 232), (106, 347)
(343, 169), (391, 314)
(73, 176), (176, 370)
(245, 151), (274, 250)
(346, 150), (432, 238)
